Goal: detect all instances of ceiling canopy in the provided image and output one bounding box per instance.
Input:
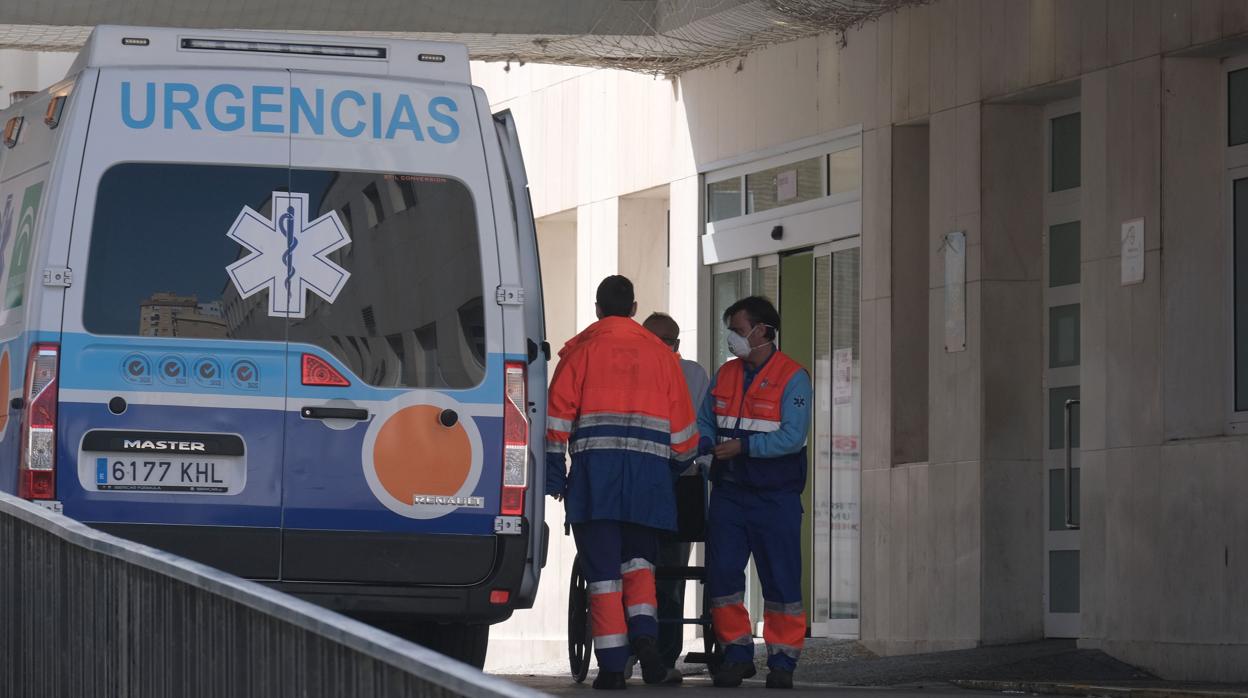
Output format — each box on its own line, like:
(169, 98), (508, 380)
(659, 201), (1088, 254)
(0, 1), (924, 74)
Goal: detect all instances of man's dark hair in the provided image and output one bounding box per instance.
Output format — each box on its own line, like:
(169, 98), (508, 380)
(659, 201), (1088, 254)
(723, 295), (780, 341)
(596, 275), (635, 317)
(643, 312), (680, 347)
(642, 312), (679, 333)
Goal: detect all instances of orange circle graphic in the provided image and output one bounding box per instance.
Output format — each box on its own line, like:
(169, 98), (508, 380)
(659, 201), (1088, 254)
(372, 405), (473, 503)
(0, 351), (10, 433)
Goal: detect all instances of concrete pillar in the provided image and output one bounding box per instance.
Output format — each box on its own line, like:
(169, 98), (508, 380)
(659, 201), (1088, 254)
(923, 102), (988, 651)
(537, 217), (579, 358)
(668, 176), (701, 355)
(1161, 58), (1225, 441)
(576, 198), (619, 329)
(1078, 57), (1182, 676)
(618, 192), (669, 322)
(978, 103), (1045, 644)
(1074, 55), (1248, 683)
(860, 123), (895, 647)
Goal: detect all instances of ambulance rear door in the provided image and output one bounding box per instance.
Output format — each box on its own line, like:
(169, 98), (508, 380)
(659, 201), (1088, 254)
(58, 67), (294, 578)
(278, 70), (508, 587)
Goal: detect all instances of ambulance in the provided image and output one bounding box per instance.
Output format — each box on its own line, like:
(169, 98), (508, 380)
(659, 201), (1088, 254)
(0, 25), (549, 666)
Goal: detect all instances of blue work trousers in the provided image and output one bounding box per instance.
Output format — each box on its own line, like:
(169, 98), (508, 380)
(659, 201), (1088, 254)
(573, 520), (661, 673)
(706, 482), (805, 672)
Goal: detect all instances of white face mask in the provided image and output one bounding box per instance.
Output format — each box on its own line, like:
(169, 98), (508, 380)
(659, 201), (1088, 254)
(726, 325), (764, 359)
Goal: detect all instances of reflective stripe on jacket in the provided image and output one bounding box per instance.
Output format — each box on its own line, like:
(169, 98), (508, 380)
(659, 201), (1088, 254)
(545, 316), (698, 529)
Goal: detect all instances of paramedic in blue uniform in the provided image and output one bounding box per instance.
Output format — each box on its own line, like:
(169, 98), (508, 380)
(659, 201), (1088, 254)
(698, 296), (811, 690)
(546, 276), (697, 689)
(641, 312), (710, 671)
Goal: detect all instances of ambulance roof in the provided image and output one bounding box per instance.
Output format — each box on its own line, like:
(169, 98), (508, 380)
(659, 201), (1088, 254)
(68, 26), (471, 84)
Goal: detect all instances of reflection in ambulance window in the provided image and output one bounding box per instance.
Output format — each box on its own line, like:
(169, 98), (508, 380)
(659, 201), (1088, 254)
(290, 169), (485, 390)
(83, 163), (486, 390)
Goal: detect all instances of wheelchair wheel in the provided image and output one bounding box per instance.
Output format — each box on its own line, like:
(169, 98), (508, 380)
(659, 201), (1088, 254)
(567, 555), (592, 683)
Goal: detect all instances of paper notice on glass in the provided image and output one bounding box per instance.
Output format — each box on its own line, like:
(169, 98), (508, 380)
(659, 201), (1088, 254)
(776, 169), (797, 202)
(1121, 217), (1144, 286)
(833, 348), (853, 404)
(816, 358), (832, 411)
(943, 231), (966, 352)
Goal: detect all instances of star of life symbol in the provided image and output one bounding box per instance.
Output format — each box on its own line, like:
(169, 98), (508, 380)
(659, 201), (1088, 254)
(226, 192), (351, 318)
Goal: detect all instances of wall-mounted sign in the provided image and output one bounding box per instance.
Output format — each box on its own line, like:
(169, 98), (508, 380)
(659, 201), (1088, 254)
(943, 231), (966, 352)
(1121, 217), (1144, 286)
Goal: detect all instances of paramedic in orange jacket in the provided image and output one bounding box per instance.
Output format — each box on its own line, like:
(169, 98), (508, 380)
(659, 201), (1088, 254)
(545, 276), (698, 689)
(699, 296), (812, 690)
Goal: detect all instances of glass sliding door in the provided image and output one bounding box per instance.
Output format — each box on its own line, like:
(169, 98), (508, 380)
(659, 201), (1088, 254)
(756, 254), (779, 307)
(707, 242), (861, 639)
(812, 241), (861, 637)
(780, 252), (815, 621)
(711, 260), (752, 369)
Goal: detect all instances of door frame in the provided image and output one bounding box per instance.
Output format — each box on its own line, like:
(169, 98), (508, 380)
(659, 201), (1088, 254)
(811, 237), (861, 639)
(1042, 97), (1082, 639)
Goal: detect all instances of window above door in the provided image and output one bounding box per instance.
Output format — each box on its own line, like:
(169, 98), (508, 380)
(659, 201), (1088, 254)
(702, 128), (863, 265)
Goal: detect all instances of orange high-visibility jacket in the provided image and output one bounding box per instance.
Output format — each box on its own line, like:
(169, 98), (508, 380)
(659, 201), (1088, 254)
(545, 316), (699, 530)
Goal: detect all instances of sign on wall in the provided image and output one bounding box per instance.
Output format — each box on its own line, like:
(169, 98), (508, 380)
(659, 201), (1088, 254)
(943, 231), (966, 353)
(1121, 217), (1144, 286)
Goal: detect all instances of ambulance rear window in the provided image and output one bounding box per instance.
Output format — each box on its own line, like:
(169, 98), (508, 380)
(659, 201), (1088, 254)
(83, 163), (486, 389)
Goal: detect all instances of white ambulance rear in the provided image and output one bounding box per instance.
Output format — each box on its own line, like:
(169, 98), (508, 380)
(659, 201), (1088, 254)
(0, 25), (549, 666)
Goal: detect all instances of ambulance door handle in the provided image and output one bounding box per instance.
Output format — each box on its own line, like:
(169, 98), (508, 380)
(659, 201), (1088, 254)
(301, 406), (369, 421)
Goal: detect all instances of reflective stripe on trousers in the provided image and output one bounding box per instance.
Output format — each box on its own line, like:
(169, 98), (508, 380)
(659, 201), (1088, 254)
(710, 593), (753, 647)
(572, 521), (662, 673)
(621, 557), (658, 620)
(763, 600), (806, 663)
(588, 580), (629, 651)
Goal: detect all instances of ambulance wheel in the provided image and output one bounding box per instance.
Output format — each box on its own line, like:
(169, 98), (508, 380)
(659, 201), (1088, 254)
(568, 555), (592, 683)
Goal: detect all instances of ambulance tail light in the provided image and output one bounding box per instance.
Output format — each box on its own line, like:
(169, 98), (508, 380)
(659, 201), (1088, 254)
(18, 344), (59, 500)
(501, 361), (528, 517)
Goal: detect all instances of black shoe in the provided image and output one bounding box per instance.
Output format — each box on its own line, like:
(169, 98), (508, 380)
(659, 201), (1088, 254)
(592, 671), (627, 690)
(766, 669), (794, 689)
(631, 636), (675, 685)
(712, 661), (757, 688)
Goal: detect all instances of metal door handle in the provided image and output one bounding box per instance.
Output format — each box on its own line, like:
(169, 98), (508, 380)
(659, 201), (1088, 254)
(301, 406), (369, 421)
(1064, 398), (1080, 530)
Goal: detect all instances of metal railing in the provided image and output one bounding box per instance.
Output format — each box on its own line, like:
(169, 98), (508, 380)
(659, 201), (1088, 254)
(0, 492), (543, 698)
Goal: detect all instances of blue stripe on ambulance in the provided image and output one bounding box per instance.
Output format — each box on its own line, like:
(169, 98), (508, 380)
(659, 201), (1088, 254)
(54, 330), (516, 536)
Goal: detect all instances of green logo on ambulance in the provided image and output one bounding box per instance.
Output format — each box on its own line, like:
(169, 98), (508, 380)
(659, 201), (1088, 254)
(6, 181), (43, 310)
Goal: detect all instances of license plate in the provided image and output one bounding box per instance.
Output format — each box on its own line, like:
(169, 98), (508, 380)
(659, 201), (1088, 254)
(78, 430), (247, 495)
(93, 456), (242, 494)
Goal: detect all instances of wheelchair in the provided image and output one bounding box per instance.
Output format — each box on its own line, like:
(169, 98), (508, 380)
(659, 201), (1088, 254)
(567, 468), (722, 683)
